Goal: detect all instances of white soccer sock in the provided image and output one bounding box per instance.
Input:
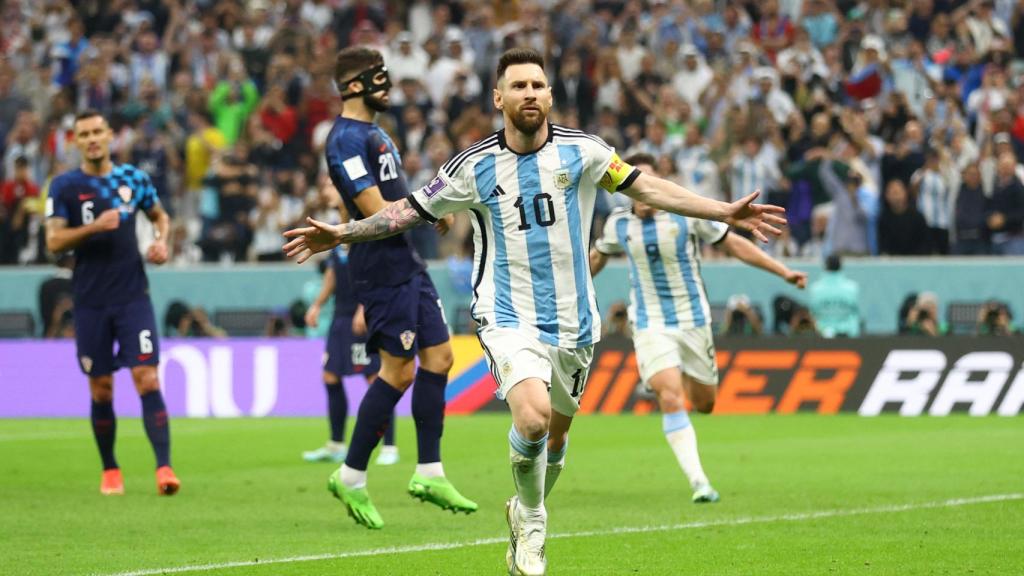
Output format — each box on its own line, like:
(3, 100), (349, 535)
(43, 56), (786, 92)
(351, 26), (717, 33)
(415, 462), (445, 478)
(340, 464), (367, 489)
(509, 425), (547, 510)
(663, 411), (709, 489)
(544, 438), (567, 498)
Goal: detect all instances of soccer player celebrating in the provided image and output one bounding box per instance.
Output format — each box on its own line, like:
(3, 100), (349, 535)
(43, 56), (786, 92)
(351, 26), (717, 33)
(284, 48), (785, 574)
(45, 110), (178, 496)
(311, 46), (475, 529)
(302, 242), (399, 466)
(590, 153), (807, 504)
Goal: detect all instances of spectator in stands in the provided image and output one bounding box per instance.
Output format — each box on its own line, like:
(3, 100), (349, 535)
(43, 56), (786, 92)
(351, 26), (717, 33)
(911, 147), (953, 254)
(721, 294), (763, 336)
(977, 300), (1016, 336)
(208, 63), (260, 146)
(164, 300), (226, 338)
(198, 153), (257, 262)
(987, 152), (1024, 255)
(817, 151), (871, 256)
(879, 179), (932, 255)
(809, 255), (861, 338)
(0, 156), (39, 263)
(954, 163), (991, 255)
(904, 292), (947, 336)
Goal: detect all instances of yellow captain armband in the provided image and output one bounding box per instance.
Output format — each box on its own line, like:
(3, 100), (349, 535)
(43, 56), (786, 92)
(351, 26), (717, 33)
(598, 153), (640, 193)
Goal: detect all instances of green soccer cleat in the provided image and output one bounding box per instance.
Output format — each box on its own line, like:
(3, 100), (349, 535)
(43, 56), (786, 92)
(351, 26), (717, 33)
(692, 482), (721, 504)
(327, 470), (384, 529)
(407, 473), (479, 514)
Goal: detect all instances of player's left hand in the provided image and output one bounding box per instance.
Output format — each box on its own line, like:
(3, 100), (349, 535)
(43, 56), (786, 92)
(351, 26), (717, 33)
(146, 240), (169, 265)
(434, 214), (455, 236)
(725, 190), (787, 243)
(785, 269), (808, 289)
(283, 217), (343, 264)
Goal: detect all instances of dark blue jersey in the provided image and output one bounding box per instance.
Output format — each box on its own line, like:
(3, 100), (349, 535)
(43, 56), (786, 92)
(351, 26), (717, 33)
(325, 116), (425, 287)
(329, 245), (359, 318)
(46, 164), (159, 307)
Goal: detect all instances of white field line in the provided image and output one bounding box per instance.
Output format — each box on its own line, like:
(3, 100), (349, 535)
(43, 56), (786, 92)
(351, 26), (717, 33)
(92, 493), (1023, 576)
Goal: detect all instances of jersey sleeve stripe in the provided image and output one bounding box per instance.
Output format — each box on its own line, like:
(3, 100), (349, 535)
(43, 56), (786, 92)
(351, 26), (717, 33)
(407, 194), (438, 223)
(712, 229), (730, 245)
(441, 134), (499, 175)
(551, 127), (612, 151)
(616, 168), (640, 191)
(444, 139), (501, 177)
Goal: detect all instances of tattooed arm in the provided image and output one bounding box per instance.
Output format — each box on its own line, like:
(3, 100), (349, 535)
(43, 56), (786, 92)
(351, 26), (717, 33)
(282, 198), (424, 263)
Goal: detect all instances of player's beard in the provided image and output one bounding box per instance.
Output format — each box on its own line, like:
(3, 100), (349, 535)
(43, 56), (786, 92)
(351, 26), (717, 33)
(510, 106), (546, 135)
(363, 91), (389, 113)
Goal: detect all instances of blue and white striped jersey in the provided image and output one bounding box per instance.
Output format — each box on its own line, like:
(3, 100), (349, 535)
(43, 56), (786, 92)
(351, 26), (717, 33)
(409, 124), (639, 349)
(596, 208), (728, 331)
(913, 168), (951, 230)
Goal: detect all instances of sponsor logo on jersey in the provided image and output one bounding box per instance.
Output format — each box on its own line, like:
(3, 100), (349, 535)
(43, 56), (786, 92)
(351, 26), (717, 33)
(117, 186), (133, 203)
(400, 330), (416, 351)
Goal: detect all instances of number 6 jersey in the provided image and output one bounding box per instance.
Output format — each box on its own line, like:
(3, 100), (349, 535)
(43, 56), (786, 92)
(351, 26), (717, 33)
(409, 124), (639, 349)
(325, 116), (425, 288)
(46, 164), (159, 306)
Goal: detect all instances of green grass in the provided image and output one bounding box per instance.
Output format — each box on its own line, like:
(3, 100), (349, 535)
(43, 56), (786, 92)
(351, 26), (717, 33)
(1, 415), (1022, 576)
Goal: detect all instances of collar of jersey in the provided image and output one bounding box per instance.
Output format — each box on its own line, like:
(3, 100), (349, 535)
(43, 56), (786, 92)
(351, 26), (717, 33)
(496, 122), (554, 156)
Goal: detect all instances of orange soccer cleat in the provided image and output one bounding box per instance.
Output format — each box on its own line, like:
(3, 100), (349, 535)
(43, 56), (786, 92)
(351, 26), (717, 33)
(155, 466), (180, 496)
(101, 469), (124, 495)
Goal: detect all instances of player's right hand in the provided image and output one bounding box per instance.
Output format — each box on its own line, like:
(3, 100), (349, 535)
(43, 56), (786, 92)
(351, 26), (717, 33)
(282, 217), (342, 264)
(93, 209), (121, 232)
(304, 304), (320, 329)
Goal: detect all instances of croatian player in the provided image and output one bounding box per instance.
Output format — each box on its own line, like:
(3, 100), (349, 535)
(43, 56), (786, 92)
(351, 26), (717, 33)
(283, 48), (785, 575)
(590, 153), (807, 504)
(303, 242), (398, 466)
(45, 110), (179, 496)
(314, 46), (476, 529)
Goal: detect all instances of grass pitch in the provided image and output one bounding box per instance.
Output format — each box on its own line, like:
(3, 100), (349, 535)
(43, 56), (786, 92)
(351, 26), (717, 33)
(1, 414), (1021, 575)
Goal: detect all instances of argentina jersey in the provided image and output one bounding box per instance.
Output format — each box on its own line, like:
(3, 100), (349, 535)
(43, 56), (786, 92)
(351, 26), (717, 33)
(409, 125), (639, 349)
(46, 164), (159, 306)
(596, 209), (728, 331)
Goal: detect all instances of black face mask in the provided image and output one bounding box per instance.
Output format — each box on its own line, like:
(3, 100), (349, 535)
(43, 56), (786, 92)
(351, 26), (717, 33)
(339, 63), (392, 104)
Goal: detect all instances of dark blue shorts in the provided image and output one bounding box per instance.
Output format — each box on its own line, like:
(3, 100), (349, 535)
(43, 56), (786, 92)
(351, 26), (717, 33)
(359, 271), (450, 358)
(323, 314), (381, 377)
(73, 298), (160, 377)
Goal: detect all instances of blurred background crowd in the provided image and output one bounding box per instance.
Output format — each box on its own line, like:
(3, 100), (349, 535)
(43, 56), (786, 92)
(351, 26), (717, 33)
(1, 0), (1024, 266)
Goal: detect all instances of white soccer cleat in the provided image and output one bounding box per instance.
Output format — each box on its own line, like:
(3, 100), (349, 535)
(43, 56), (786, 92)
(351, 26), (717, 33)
(302, 441), (347, 463)
(505, 495), (547, 576)
(374, 445), (400, 466)
(692, 482), (720, 504)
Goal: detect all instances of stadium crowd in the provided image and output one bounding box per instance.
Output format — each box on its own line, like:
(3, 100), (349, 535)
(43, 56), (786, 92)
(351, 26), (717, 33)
(1, 0), (1024, 267)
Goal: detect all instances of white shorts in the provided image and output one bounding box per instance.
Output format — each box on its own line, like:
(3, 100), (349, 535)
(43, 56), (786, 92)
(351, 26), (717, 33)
(634, 325), (718, 387)
(477, 325), (594, 417)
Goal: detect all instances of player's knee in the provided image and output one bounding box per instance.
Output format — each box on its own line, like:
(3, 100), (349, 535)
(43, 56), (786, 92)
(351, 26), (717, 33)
(323, 371), (341, 385)
(515, 406), (551, 441)
(692, 396), (715, 414)
(420, 345), (454, 375)
(131, 366), (160, 394)
(657, 389), (687, 414)
(89, 377), (114, 403)
(547, 432), (568, 454)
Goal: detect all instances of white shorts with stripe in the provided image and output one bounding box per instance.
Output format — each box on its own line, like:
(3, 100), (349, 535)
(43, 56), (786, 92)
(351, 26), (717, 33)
(478, 325), (593, 417)
(634, 324), (718, 388)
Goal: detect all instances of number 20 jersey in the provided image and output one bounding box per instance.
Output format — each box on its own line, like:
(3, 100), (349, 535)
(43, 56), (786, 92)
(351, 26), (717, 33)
(325, 116), (425, 288)
(409, 125), (639, 349)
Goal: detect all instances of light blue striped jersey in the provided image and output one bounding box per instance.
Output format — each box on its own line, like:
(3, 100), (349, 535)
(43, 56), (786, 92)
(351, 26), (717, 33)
(595, 208), (728, 330)
(409, 125), (637, 348)
(913, 168), (950, 230)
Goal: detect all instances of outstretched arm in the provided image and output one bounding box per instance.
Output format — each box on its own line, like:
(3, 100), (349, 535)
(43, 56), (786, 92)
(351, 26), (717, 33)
(282, 198), (424, 263)
(720, 233), (807, 288)
(620, 172), (787, 242)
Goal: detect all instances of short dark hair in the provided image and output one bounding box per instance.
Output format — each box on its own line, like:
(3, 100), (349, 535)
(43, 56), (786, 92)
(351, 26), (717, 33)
(13, 156), (28, 168)
(74, 109), (105, 126)
(334, 46), (383, 89)
(825, 254), (842, 272)
(623, 153), (656, 168)
(496, 48), (545, 82)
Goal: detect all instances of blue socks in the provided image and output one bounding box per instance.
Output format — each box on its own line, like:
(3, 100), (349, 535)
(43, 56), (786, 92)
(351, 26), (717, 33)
(345, 378), (403, 471)
(325, 382), (347, 443)
(91, 400), (118, 470)
(412, 369), (447, 463)
(662, 410), (692, 434)
(140, 390), (171, 468)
